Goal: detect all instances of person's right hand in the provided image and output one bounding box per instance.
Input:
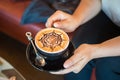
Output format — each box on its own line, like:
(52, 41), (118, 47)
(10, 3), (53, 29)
(45, 10), (80, 32)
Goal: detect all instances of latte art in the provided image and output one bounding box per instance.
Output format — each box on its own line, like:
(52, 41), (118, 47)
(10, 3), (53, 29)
(35, 28), (69, 53)
(39, 31), (63, 51)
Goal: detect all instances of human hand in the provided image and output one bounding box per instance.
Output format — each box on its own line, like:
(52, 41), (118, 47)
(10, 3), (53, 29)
(9, 76), (16, 80)
(50, 44), (98, 74)
(45, 10), (80, 32)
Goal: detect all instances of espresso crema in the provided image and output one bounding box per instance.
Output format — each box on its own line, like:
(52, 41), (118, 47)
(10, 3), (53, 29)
(35, 28), (69, 53)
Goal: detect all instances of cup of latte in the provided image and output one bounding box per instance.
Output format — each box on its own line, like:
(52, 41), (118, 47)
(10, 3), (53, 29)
(26, 28), (75, 71)
(34, 28), (70, 60)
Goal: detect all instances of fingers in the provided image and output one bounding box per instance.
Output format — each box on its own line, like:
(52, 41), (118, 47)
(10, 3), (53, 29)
(72, 60), (87, 73)
(64, 44), (91, 68)
(50, 65), (75, 75)
(45, 10), (76, 32)
(53, 21), (70, 32)
(46, 10), (71, 28)
(53, 21), (62, 28)
(45, 17), (58, 28)
(50, 60), (82, 74)
(63, 48), (84, 68)
(46, 10), (64, 28)
(50, 44), (93, 75)
(50, 58), (87, 74)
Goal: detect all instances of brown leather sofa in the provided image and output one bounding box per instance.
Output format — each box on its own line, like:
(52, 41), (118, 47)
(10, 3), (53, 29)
(0, 0), (95, 80)
(0, 0), (46, 44)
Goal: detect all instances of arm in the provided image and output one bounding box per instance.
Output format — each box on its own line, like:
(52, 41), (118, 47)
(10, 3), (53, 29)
(50, 36), (120, 74)
(73, 0), (101, 25)
(93, 36), (120, 58)
(46, 0), (101, 32)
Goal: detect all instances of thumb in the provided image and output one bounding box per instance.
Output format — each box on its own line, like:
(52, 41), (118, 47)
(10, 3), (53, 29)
(53, 22), (63, 28)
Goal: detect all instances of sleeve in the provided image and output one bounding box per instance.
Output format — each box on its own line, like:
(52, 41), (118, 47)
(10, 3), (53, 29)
(102, 0), (120, 27)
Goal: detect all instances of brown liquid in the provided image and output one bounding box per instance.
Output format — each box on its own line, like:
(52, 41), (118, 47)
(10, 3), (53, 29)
(35, 28), (69, 53)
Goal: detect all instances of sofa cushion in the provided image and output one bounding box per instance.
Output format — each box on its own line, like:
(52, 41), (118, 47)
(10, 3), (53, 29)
(0, 0), (45, 44)
(21, 0), (55, 24)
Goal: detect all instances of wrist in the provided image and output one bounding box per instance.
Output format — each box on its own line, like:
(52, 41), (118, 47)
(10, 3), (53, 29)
(90, 44), (102, 59)
(72, 14), (83, 27)
(90, 43), (112, 59)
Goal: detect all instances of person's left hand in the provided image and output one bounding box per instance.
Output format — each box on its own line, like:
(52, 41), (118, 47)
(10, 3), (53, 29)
(50, 44), (98, 74)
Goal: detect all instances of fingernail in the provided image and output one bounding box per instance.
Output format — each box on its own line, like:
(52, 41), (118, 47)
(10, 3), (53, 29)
(53, 23), (58, 28)
(64, 64), (69, 68)
(64, 62), (72, 68)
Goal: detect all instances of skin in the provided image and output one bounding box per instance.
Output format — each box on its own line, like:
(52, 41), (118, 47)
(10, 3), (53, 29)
(9, 76), (16, 80)
(45, 0), (120, 74)
(0, 76), (16, 80)
(46, 0), (101, 32)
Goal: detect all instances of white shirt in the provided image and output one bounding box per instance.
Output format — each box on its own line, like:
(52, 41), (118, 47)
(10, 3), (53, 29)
(102, 0), (120, 26)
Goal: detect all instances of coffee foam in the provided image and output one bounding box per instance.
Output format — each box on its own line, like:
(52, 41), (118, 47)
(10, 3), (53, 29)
(35, 28), (69, 54)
